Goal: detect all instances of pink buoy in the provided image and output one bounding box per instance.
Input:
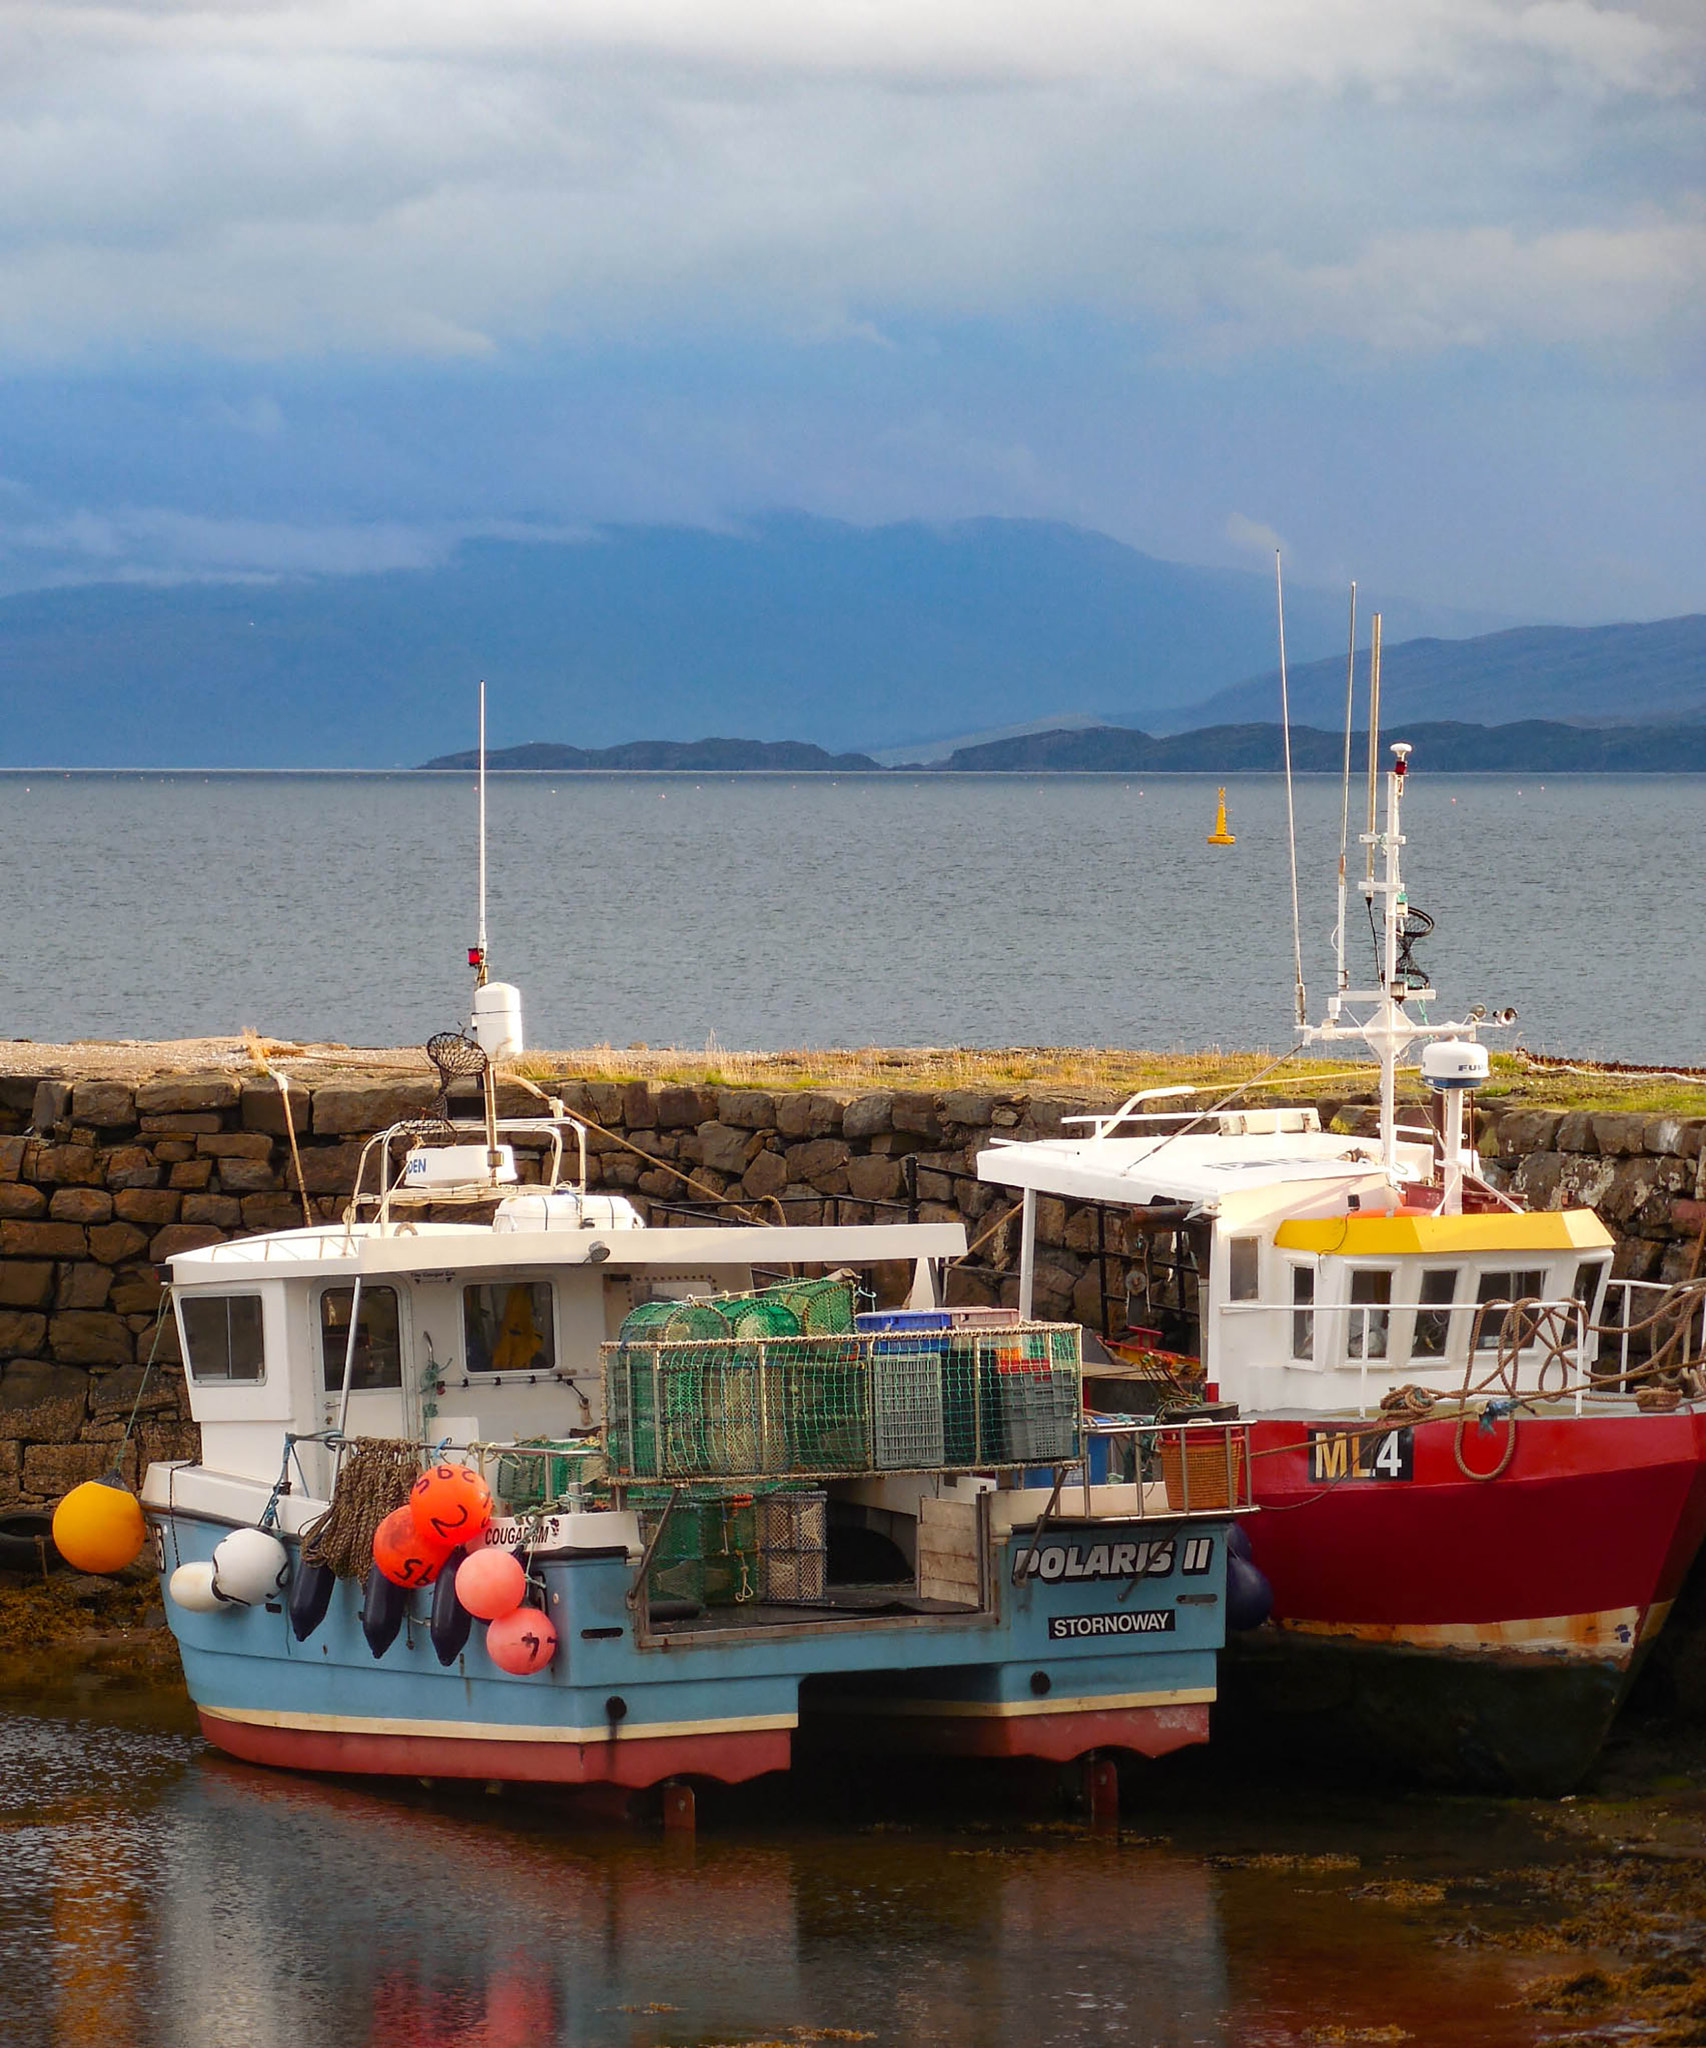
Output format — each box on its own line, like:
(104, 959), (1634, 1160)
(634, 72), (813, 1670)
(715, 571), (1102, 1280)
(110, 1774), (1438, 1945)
(455, 1546), (527, 1621)
(486, 1606), (558, 1675)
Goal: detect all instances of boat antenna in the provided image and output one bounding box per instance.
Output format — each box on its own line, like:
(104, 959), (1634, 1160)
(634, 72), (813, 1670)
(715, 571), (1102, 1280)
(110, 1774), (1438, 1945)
(1276, 549), (1307, 1027)
(473, 678), (489, 989)
(1332, 580), (1357, 1013)
(1363, 613), (1382, 896)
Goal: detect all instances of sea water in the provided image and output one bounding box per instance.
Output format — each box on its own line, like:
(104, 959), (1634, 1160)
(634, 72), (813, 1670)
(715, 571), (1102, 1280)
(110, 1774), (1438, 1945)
(0, 771), (1696, 1063)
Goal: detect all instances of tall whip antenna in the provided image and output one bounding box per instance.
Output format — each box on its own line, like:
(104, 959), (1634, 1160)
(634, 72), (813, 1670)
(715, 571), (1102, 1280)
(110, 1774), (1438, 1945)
(1363, 613), (1383, 894)
(474, 677), (489, 988)
(1333, 580), (1357, 1010)
(1276, 549), (1306, 1027)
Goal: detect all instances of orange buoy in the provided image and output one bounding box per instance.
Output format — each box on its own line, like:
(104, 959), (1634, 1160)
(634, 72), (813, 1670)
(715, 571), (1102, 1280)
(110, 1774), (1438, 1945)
(1207, 788), (1236, 846)
(485, 1605), (558, 1674)
(409, 1462), (494, 1548)
(455, 1546), (527, 1620)
(52, 1477), (147, 1575)
(372, 1505), (452, 1588)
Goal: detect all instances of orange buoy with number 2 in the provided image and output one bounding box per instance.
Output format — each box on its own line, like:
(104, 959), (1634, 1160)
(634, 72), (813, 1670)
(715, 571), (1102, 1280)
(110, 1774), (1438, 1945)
(409, 1463), (493, 1548)
(53, 1476), (147, 1575)
(372, 1505), (454, 1588)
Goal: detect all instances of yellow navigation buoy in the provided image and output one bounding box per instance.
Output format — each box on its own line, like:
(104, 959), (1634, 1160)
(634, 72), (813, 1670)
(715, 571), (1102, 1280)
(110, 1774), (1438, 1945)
(1207, 787), (1236, 846)
(52, 1476), (147, 1575)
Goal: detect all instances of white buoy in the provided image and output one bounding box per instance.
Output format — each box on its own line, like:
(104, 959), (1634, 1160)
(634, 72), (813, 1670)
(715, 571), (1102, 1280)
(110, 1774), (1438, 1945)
(169, 1560), (229, 1614)
(211, 1527), (290, 1605)
(472, 980), (524, 1059)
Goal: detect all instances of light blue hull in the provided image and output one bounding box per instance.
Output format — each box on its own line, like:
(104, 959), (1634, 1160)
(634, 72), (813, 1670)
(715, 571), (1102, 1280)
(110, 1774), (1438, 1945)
(154, 1510), (1227, 1786)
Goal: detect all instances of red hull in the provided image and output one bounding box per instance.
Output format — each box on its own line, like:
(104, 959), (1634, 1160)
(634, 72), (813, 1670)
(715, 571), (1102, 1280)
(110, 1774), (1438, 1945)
(199, 1710), (791, 1788)
(1248, 1407), (1706, 1646)
(804, 1703), (1208, 1762)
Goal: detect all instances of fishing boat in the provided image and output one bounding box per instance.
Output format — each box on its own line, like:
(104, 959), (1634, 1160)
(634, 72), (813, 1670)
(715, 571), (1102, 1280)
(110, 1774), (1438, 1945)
(138, 699), (1245, 1808)
(976, 726), (1706, 1791)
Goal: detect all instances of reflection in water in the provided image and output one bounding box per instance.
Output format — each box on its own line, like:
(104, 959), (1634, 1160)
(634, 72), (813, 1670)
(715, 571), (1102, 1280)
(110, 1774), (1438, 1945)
(1, 1702), (1549, 2048)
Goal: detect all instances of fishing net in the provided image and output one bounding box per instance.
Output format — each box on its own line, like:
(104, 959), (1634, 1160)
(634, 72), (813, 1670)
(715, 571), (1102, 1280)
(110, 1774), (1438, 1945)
(425, 1030), (489, 1121)
(634, 1483), (827, 1609)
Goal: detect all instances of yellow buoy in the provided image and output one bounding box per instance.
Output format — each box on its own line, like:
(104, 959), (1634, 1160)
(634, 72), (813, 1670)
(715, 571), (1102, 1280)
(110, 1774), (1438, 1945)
(52, 1476), (147, 1575)
(1207, 787), (1236, 846)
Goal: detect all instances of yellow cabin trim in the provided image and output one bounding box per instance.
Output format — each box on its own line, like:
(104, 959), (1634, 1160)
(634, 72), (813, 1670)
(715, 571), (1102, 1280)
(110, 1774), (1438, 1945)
(1273, 1210), (1613, 1257)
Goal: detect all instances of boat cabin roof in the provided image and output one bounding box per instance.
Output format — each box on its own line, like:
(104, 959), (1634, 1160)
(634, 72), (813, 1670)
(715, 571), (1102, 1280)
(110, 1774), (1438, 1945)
(977, 1129), (1408, 1213)
(168, 1218), (968, 1287)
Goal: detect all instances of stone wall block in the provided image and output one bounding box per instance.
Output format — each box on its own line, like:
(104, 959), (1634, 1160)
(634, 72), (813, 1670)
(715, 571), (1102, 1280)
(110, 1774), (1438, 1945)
(621, 1084), (658, 1131)
(716, 1089), (776, 1131)
(1487, 1110), (1561, 1157)
(1035, 1195), (1068, 1245)
(31, 1081), (72, 1132)
(215, 1157), (277, 1194)
(23, 1441), (133, 1494)
(49, 1187), (112, 1225)
(150, 1224), (227, 1261)
(775, 1092), (844, 1140)
(1644, 1117), (1704, 1159)
(49, 1311), (134, 1366)
(0, 1308), (49, 1356)
(941, 1090), (998, 1129)
(0, 1185), (47, 1221)
(0, 1439), (19, 1498)
(1591, 1113), (1650, 1158)
(1, 1220), (88, 1259)
(0, 1261), (54, 1310)
(311, 1078), (437, 1134)
(240, 1195), (306, 1233)
(239, 1079), (311, 1135)
(741, 1151), (790, 1201)
(842, 1092), (894, 1140)
(196, 1131), (274, 1160)
(90, 1364), (178, 1420)
(35, 1143), (100, 1186)
(88, 1222), (149, 1265)
(696, 1122), (761, 1176)
(110, 1268), (166, 1316)
(1556, 1111), (1597, 1153)
(291, 1141), (368, 1195)
(55, 1266), (113, 1312)
(71, 1081), (137, 1128)
(182, 1194), (243, 1227)
(784, 1138), (851, 1185)
(136, 1076), (241, 1116)
(169, 1160), (214, 1191)
(891, 1092), (943, 1140)
(104, 1146), (161, 1190)
(0, 1135), (26, 1181)
(141, 1113), (222, 1137)
(113, 1188), (180, 1225)
(653, 1085), (713, 1129)
(579, 1082), (624, 1124)
(845, 1154), (903, 1202)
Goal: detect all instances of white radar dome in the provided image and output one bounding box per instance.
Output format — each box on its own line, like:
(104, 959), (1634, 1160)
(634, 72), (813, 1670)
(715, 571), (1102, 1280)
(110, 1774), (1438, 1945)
(1422, 1039), (1491, 1091)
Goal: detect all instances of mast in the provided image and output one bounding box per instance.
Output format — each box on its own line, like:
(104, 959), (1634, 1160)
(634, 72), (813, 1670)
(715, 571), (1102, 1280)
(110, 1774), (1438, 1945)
(475, 678), (489, 989)
(1276, 550), (1306, 1027)
(1331, 582), (1356, 1015)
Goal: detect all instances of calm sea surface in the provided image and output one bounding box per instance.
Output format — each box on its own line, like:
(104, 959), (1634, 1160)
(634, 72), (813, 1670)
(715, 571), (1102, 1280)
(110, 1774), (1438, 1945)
(0, 771), (1698, 1062)
(1, 1691), (1562, 2048)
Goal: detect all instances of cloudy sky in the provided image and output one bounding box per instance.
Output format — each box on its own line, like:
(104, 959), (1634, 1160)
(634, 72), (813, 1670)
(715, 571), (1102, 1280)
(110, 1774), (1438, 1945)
(0, 0), (1701, 618)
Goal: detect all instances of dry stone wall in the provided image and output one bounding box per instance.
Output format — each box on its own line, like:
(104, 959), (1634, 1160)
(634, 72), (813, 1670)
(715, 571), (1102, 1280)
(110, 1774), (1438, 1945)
(3, 1067), (1705, 1507)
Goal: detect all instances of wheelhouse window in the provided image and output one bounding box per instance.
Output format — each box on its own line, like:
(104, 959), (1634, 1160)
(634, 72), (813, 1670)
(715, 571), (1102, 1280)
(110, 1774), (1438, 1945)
(1228, 1237), (1260, 1303)
(1412, 1269), (1459, 1359)
(182, 1294), (265, 1384)
(1347, 1269), (1392, 1359)
(464, 1282), (556, 1375)
(320, 1286), (402, 1392)
(1474, 1269), (1546, 1349)
(1291, 1267), (1315, 1360)
(1573, 1261), (1606, 1311)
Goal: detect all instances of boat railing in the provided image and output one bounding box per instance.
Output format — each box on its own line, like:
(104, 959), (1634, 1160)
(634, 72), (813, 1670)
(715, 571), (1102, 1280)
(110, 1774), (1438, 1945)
(1597, 1276), (1706, 1393)
(1224, 1291), (1596, 1415)
(343, 1113), (592, 1228)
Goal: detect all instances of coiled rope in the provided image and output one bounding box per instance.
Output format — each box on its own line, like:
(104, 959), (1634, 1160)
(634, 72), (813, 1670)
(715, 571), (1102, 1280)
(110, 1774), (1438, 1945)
(299, 1437), (421, 1578)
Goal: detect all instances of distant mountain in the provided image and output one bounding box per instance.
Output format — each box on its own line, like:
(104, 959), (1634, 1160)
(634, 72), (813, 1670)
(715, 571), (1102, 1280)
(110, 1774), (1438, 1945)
(933, 720), (1706, 772)
(421, 737), (879, 771)
(1155, 616), (1706, 733)
(0, 515), (1500, 768)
